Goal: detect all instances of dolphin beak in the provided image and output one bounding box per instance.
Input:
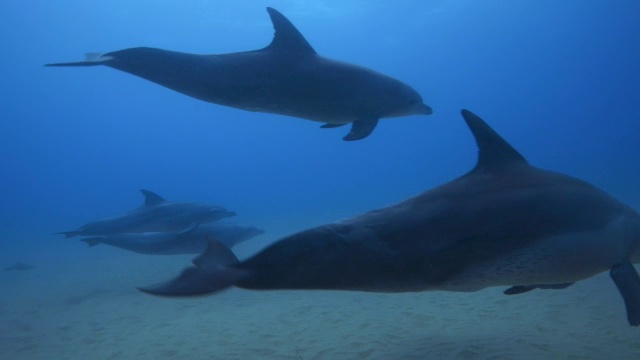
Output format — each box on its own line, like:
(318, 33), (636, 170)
(416, 103), (433, 115)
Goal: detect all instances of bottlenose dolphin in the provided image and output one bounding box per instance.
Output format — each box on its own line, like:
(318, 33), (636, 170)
(81, 223), (265, 255)
(57, 189), (236, 238)
(2, 262), (35, 272)
(140, 110), (640, 326)
(45, 7), (431, 141)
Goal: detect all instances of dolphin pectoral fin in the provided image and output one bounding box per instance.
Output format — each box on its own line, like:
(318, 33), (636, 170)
(45, 53), (114, 67)
(504, 285), (536, 295)
(320, 123), (347, 129)
(55, 231), (79, 238)
(138, 237), (247, 297)
(343, 117), (379, 141)
(81, 237), (102, 247)
(504, 283), (574, 295)
(537, 283), (574, 290)
(177, 223), (200, 236)
(610, 261), (640, 326)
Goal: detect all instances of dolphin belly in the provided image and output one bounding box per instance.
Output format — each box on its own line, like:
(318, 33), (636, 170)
(438, 214), (638, 292)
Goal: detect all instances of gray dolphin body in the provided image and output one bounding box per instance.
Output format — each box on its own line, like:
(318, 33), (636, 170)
(2, 262), (35, 272)
(45, 7), (431, 141)
(140, 110), (640, 326)
(57, 189), (236, 238)
(81, 223), (265, 255)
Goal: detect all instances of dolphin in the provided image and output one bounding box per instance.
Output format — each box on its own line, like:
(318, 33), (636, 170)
(139, 110), (640, 326)
(56, 189), (236, 238)
(45, 7), (432, 141)
(2, 262), (35, 272)
(80, 223), (265, 255)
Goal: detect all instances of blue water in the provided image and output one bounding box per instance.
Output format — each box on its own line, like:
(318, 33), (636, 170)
(1, 0), (640, 358)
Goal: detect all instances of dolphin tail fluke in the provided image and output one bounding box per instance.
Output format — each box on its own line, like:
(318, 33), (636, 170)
(45, 53), (113, 67)
(55, 231), (80, 238)
(138, 237), (248, 297)
(81, 237), (102, 247)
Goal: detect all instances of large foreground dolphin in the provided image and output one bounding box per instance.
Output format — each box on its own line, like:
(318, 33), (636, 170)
(45, 7), (431, 141)
(57, 189), (236, 238)
(140, 110), (640, 326)
(80, 223), (265, 255)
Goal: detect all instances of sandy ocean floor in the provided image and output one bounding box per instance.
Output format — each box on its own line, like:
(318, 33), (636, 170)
(2, 251), (640, 360)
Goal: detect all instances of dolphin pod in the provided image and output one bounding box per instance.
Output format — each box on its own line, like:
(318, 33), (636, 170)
(46, 8), (640, 326)
(56, 189), (236, 238)
(80, 223), (265, 255)
(45, 7), (431, 141)
(139, 110), (640, 327)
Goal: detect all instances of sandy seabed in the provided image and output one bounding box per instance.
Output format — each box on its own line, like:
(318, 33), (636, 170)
(1, 253), (640, 360)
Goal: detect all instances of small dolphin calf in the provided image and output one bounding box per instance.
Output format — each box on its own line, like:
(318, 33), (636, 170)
(45, 7), (431, 141)
(2, 262), (35, 272)
(140, 110), (640, 326)
(81, 223), (265, 255)
(57, 189), (235, 238)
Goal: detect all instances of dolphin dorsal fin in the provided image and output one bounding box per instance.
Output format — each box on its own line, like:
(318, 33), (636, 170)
(264, 7), (316, 54)
(461, 109), (528, 171)
(140, 189), (166, 206)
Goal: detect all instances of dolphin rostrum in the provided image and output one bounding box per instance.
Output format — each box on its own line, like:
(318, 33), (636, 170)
(80, 223), (265, 255)
(139, 110), (640, 326)
(56, 189), (236, 238)
(45, 7), (432, 141)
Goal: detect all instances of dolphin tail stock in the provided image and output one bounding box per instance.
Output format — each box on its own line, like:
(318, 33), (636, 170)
(55, 231), (80, 238)
(81, 237), (102, 247)
(45, 52), (114, 67)
(138, 237), (248, 297)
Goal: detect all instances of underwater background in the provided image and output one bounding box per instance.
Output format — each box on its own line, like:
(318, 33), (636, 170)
(1, 0), (640, 359)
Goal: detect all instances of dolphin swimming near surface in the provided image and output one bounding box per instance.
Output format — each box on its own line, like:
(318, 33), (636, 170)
(80, 223), (265, 255)
(2, 262), (35, 272)
(57, 189), (236, 238)
(140, 110), (640, 326)
(45, 7), (432, 141)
